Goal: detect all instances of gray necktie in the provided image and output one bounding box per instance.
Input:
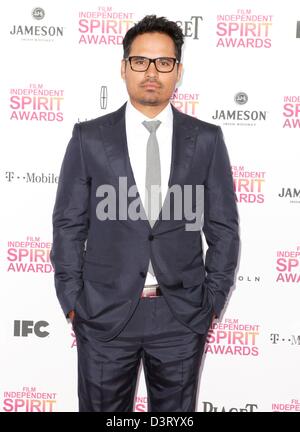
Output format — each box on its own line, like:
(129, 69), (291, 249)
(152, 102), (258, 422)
(142, 120), (162, 276)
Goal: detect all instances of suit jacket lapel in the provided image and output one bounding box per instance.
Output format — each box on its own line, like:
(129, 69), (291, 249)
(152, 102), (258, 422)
(99, 103), (132, 188)
(153, 106), (199, 230)
(99, 103), (149, 229)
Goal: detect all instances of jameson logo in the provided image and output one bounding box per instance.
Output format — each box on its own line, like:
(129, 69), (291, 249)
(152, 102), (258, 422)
(278, 187), (300, 203)
(234, 92), (248, 105)
(9, 8), (64, 39)
(212, 92), (267, 126)
(31, 7), (45, 20)
(10, 26), (63, 37)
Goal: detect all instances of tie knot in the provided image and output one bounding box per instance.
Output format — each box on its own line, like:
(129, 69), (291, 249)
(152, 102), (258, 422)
(142, 120), (161, 134)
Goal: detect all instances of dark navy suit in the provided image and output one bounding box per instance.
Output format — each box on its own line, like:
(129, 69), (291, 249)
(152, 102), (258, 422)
(50, 103), (239, 411)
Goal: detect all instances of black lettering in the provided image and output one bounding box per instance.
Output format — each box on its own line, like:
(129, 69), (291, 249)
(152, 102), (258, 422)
(34, 321), (49, 337)
(14, 320), (21, 336)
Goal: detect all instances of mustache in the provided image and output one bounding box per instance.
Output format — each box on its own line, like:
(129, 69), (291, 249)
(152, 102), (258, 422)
(140, 79), (162, 87)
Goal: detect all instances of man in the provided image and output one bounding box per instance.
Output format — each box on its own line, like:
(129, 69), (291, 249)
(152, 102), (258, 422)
(50, 15), (239, 412)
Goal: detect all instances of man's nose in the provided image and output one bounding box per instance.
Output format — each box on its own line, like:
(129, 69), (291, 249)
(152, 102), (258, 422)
(145, 61), (159, 77)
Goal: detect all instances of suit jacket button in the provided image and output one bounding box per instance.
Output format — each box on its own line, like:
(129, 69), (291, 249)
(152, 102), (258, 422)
(140, 271), (146, 278)
(148, 234), (154, 241)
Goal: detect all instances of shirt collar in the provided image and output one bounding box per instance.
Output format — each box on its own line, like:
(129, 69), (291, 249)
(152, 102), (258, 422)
(126, 99), (173, 126)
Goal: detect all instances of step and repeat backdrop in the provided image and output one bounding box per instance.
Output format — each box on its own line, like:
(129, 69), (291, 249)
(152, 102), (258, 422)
(1, 0), (299, 413)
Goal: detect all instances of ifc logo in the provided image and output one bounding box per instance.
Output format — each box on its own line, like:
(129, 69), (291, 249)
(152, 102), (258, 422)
(234, 92), (248, 105)
(32, 7), (45, 20)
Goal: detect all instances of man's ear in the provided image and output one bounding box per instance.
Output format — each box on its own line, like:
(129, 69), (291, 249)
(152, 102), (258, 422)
(176, 63), (183, 84)
(121, 59), (126, 80)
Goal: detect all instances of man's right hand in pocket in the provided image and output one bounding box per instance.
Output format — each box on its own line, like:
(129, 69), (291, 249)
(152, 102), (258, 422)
(68, 310), (75, 322)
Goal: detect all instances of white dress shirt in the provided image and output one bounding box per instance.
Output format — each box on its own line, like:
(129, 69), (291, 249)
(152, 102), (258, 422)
(125, 100), (173, 285)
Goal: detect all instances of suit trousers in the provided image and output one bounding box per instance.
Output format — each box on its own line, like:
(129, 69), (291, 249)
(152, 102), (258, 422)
(73, 295), (208, 412)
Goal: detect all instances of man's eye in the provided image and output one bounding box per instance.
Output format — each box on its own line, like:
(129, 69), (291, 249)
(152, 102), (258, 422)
(159, 59), (172, 66)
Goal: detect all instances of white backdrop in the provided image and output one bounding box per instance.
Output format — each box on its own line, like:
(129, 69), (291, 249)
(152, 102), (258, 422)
(1, 0), (300, 412)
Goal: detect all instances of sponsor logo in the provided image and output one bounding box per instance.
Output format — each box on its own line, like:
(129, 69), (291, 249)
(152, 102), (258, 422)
(232, 165), (265, 204)
(31, 7), (45, 21)
(272, 399), (300, 412)
(212, 92), (268, 127)
(276, 246), (300, 283)
(278, 187), (300, 204)
(10, 84), (64, 122)
(2, 387), (57, 412)
(6, 236), (53, 273)
(171, 88), (200, 117)
(283, 96), (300, 128)
(100, 85), (108, 110)
(234, 92), (248, 105)
(5, 171), (58, 183)
(134, 396), (148, 412)
(175, 16), (203, 40)
(270, 333), (300, 345)
(206, 318), (260, 356)
(10, 8), (64, 42)
(201, 401), (258, 412)
(296, 22), (300, 38)
(216, 9), (273, 48)
(78, 6), (134, 45)
(237, 274), (261, 283)
(14, 321), (49, 337)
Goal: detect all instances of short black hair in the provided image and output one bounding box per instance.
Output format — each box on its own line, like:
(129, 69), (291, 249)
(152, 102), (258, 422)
(123, 15), (184, 62)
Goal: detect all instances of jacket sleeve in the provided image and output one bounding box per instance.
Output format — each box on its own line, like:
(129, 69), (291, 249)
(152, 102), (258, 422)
(50, 124), (90, 316)
(203, 126), (240, 317)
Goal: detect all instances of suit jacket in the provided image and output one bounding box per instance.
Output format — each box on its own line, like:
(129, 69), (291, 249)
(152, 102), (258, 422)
(50, 103), (239, 341)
